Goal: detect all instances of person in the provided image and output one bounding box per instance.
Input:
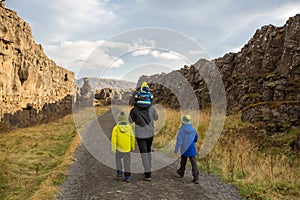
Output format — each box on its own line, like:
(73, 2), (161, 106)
(111, 111), (135, 182)
(174, 115), (200, 184)
(134, 82), (154, 108)
(129, 99), (158, 181)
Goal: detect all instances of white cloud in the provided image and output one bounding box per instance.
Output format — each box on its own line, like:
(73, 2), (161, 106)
(132, 49), (152, 56)
(189, 50), (205, 56)
(151, 50), (182, 60)
(44, 38), (159, 77)
(132, 48), (183, 60)
(6, 0), (300, 80)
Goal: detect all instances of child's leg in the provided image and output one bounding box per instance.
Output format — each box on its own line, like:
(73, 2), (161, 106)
(115, 151), (123, 175)
(189, 156), (199, 181)
(177, 155), (188, 177)
(123, 152), (131, 177)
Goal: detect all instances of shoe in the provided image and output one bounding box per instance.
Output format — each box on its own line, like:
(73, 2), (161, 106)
(124, 176), (131, 182)
(117, 170), (123, 177)
(144, 177), (151, 181)
(192, 179), (199, 184)
(177, 169), (184, 178)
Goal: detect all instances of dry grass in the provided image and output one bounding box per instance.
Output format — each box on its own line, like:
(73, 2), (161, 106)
(210, 129), (300, 200)
(0, 106), (110, 200)
(154, 107), (300, 200)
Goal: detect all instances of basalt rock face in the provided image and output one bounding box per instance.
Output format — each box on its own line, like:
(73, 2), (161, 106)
(76, 78), (135, 106)
(0, 4), (74, 130)
(94, 88), (135, 106)
(136, 15), (300, 133)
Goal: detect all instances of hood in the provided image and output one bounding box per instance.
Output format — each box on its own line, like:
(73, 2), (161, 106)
(181, 124), (194, 134)
(118, 122), (131, 133)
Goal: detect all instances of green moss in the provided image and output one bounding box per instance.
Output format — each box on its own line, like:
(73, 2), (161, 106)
(264, 73), (277, 80)
(265, 81), (277, 88)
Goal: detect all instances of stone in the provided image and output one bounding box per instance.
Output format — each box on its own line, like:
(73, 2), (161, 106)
(132, 14), (300, 134)
(0, 5), (74, 130)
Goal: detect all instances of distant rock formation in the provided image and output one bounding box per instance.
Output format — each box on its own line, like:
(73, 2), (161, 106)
(75, 78), (135, 107)
(94, 88), (134, 106)
(76, 77), (136, 90)
(136, 14), (300, 133)
(0, 4), (74, 130)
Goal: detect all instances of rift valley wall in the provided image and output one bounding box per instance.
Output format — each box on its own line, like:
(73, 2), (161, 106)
(0, 3), (74, 129)
(137, 15), (300, 133)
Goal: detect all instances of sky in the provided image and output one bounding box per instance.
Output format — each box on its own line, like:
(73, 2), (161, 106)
(5, 0), (300, 82)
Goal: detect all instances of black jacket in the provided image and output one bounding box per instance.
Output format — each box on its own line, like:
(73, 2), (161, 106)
(129, 106), (158, 139)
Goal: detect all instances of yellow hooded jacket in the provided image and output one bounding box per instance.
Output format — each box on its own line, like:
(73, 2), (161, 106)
(111, 122), (135, 152)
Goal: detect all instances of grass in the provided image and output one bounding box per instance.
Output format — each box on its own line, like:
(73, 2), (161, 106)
(1, 104), (298, 199)
(153, 106), (300, 200)
(0, 106), (110, 200)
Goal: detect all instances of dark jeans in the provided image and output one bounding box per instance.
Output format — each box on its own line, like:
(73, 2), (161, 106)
(178, 156), (199, 180)
(136, 137), (153, 178)
(115, 151), (131, 177)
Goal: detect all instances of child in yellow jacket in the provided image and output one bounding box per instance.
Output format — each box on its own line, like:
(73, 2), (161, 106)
(111, 111), (135, 182)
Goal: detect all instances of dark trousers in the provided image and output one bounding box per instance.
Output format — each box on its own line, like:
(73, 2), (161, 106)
(115, 151), (131, 177)
(136, 137), (153, 178)
(178, 156), (199, 180)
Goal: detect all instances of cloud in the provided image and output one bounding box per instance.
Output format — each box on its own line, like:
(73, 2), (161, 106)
(6, 0), (300, 80)
(44, 38), (159, 78)
(6, 0), (118, 42)
(132, 49), (152, 56)
(189, 50), (206, 56)
(151, 50), (182, 60)
(132, 48), (184, 60)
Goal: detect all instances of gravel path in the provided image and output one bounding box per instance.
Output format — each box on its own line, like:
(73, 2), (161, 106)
(56, 110), (243, 200)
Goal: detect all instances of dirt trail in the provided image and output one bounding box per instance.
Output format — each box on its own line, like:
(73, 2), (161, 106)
(56, 110), (242, 200)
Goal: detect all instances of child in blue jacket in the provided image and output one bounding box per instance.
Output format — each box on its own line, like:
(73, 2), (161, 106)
(174, 115), (199, 184)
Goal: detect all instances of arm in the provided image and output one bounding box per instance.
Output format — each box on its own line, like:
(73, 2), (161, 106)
(151, 106), (158, 121)
(111, 126), (117, 152)
(149, 92), (154, 102)
(174, 129), (182, 154)
(129, 108), (135, 123)
(130, 127), (135, 151)
(134, 92), (140, 102)
(194, 129), (198, 143)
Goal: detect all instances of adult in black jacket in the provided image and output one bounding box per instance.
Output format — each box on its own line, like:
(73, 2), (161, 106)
(129, 105), (158, 180)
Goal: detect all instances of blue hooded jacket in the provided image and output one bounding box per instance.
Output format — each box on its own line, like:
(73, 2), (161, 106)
(174, 124), (198, 157)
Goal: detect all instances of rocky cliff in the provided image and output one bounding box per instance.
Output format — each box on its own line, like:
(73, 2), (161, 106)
(77, 77), (134, 107)
(136, 14), (300, 133)
(0, 3), (74, 130)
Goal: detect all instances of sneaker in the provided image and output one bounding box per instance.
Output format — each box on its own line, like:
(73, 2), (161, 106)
(177, 169), (184, 178)
(117, 170), (123, 177)
(124, 176), (131, 182)
(144, 177), (151, 181)
(192, 179), (199, 184)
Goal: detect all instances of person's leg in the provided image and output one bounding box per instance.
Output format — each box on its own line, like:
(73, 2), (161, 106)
(123, 152), (131, 177)
(189, 156), (199, 182)
(144, 137), (153, 178)
(145, 136), (153, 152)
(177, 155), (188, 177)
(115, 151), (123, 176)
(137, 138), (151, 179)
